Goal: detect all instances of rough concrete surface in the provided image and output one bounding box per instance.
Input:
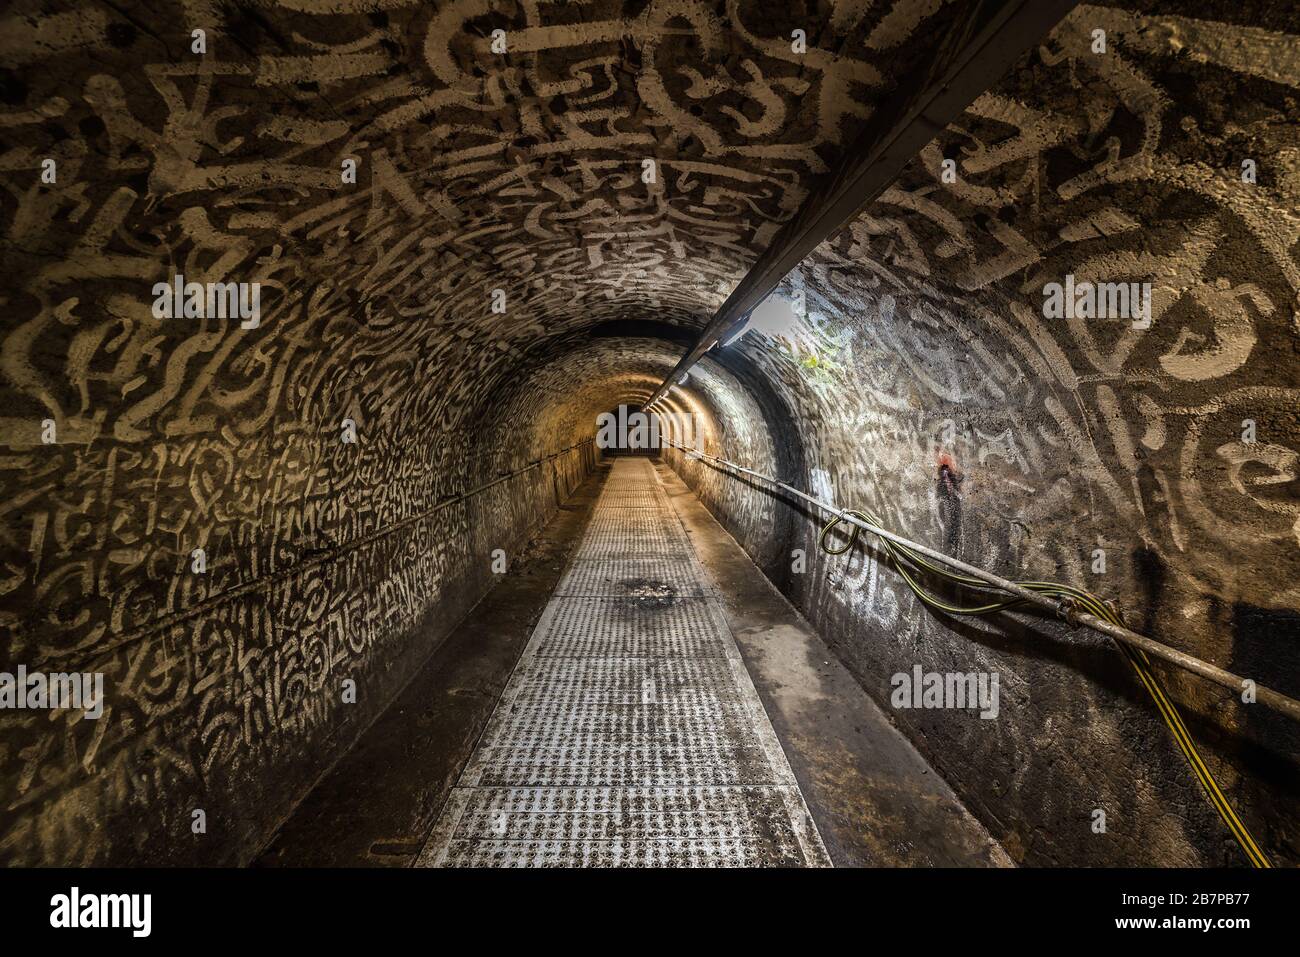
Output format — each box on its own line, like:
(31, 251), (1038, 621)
(0, 0), (1296, 867)
(254, 465), (607, 867)
(662, 1), (1300, 865)
(656, 460), (1012, 866)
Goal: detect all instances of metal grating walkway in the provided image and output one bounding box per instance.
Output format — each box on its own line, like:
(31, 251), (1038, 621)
(416, 457), (830, 867)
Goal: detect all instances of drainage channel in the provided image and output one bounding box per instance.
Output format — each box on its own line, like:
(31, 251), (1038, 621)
(416, 457), (830, 867)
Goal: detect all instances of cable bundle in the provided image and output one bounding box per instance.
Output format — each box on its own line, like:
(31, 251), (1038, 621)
(820, 508), (1271, 868)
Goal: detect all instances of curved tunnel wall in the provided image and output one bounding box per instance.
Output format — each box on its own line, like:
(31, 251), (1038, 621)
(663, 4), (1300, 867)
(1, 0), (1297, 868)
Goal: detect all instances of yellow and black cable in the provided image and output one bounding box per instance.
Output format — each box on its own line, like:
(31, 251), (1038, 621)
(819, 507), (1270, 868)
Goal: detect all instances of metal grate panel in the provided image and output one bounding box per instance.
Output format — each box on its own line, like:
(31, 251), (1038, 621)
(418, 456), (829, 867)
(573, 517), (691, 560)
(531, 596), (737, 659)
(422, 786), (822, 867)
(596, 491), (663, 508)
(555, 556), (711, 598)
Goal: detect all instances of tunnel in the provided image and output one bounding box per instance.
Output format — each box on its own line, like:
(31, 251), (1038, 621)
(1, 0), (1299, 891)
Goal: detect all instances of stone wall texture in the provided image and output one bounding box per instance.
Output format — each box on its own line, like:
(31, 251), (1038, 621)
(666, 1), (1300, 867)
(1, 0), (1297, 866)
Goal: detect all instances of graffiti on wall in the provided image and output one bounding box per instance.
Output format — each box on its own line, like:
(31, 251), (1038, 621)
(674, 3), (1300, 864)
(0, 0), (981, 865)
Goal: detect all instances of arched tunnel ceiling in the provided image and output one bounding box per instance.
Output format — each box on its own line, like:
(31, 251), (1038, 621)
(4, 0), (1296, 626)
(0, 0), (995, 445)
(3, 0), (1297, 447)
(3, 0), (1300, 870)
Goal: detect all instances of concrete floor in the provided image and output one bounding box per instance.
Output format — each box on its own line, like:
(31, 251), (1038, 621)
(257, 456), (1008, 867)
(655, 459), (1010, 867)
